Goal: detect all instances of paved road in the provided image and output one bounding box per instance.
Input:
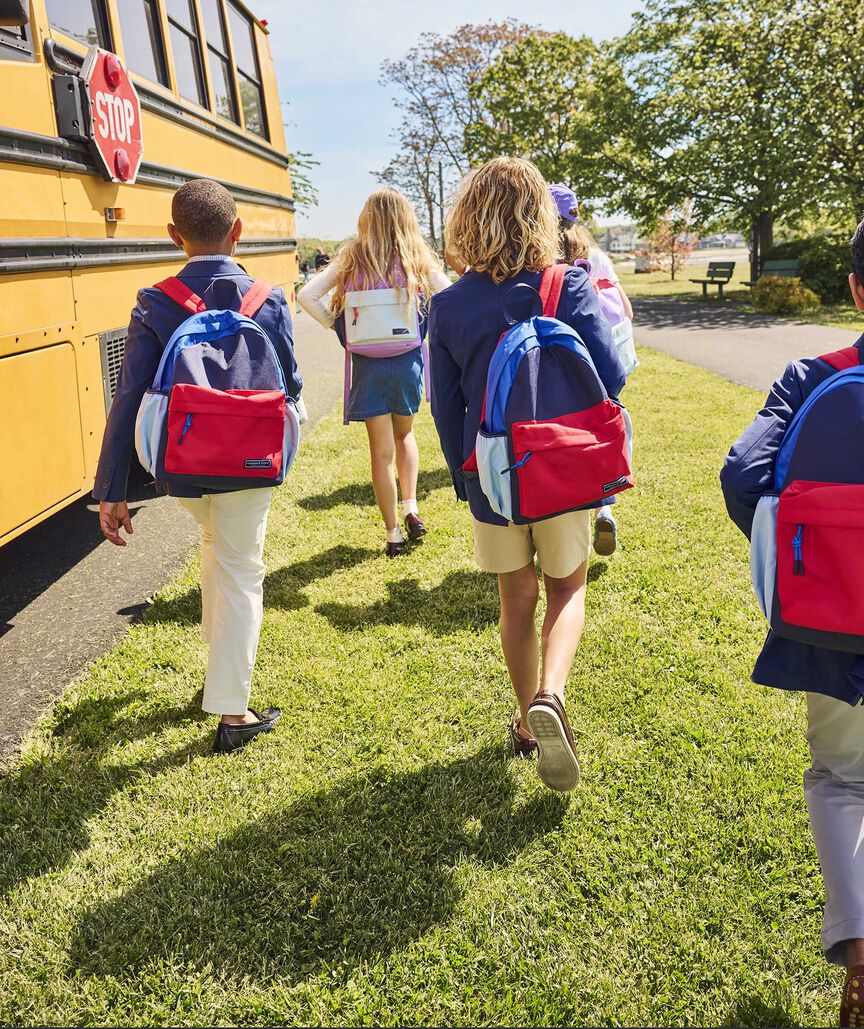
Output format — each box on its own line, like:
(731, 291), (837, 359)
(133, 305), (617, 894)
(633, 297), (860, 393)
(0, 311), (341, 764)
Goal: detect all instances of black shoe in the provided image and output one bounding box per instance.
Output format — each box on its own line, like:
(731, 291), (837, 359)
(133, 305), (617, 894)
(386, 539), (407, 558)
(404, 512), (427, 542)
(510, 710), (538, 759)
(213, 707), (281, 754)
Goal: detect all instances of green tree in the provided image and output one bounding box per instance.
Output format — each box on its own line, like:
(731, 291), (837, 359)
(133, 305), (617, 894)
(783, 0), (864, 224)
(465, 33), (603, 194)
(596, 0), (812, 280)
(378, 21), (538, 235)
(287, 151), (319, 210)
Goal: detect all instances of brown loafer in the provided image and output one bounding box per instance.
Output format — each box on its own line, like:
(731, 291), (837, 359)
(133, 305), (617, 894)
(510, 710), (538, 759)
(525, 692), (580, 792)
(405, 512), (427, 541)
(386, 539), (407, 558)
(841, 965), (864, 1027)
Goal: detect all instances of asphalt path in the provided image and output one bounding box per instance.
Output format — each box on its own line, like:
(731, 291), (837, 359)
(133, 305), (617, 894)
(0, 311), (341, 764)
(632, 297), (860, 393)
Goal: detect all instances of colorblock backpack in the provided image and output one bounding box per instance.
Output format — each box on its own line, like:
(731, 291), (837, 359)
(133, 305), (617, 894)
(750, 346), (864, 650)
(134, 277), (300, 490)
(341, 285), (430, 424)
(575, 258), (638, 377)
(462, 264), (633, 524)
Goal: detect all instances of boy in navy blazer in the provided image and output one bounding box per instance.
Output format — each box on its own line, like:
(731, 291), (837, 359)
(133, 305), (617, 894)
(94, 179), (302, 754)
(721, 222), (864, 1025)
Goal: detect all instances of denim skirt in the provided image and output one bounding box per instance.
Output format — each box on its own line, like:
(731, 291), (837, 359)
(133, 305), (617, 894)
(346, 349), (424, 422)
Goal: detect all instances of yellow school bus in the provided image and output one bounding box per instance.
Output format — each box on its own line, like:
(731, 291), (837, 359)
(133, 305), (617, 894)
(0, 0), (297, 546)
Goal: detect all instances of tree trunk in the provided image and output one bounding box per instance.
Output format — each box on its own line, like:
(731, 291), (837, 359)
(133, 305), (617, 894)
(758, 211), (774, 259)
(749, 211), (774, 283)
(427, 199), (437, 251)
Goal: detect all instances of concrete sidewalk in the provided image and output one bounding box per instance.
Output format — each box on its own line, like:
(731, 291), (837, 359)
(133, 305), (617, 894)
(0, 311), (342, 764)
(632, 297), (861, 393)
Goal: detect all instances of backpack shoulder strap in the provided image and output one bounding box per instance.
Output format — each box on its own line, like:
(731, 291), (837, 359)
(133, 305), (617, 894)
(538, 264), (567, 318)
(819, 346), (860, 371)
(154, 276), (206, 314)
(238, 279), (273, 318)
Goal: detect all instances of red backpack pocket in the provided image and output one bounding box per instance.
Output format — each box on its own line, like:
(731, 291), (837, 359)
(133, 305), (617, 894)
(164, 383), (286, 480)
(777, 480), (864, 634)
(510, 400), (632, 520)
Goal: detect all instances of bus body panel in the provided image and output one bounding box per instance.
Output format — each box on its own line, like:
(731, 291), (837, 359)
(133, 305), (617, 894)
(0, 2), (297, 545)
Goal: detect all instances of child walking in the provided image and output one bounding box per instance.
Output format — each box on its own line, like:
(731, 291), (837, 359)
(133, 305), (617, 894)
(429, 158), (626, 792)
(550, 183), (635, 556)
(721, 221), (864, 1027)
(94, 179), (302, 754)
(298, 189), (450, 557)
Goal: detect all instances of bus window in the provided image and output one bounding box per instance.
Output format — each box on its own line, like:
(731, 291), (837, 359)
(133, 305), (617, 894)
(116, 0), (168, 87)
(227, 3), (267, 139)
(199, 0), (237, 122)
(0, 22), (32, 62)
(165, 0), (207, 108)
(44, 0), (111, 48)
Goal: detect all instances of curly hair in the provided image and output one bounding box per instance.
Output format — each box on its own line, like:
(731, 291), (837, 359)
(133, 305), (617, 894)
(445, 157), (561, 284)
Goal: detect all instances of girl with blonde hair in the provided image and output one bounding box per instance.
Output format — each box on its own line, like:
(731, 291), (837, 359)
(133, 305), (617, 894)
(299, 188), (450, 556)
(429, 157), (625, 792)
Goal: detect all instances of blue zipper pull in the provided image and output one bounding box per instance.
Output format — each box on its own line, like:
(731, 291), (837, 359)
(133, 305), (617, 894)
(178, 412), (193, 445)
(792, 523), (804, 576)
(502, 451), (533, 474)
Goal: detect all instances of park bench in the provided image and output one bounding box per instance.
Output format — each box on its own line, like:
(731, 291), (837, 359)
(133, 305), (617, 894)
(742, 258), (801, 287)
(690, 261), (736, 298)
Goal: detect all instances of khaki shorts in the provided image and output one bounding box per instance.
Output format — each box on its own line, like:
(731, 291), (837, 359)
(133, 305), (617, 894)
(472, 509), (591, 578)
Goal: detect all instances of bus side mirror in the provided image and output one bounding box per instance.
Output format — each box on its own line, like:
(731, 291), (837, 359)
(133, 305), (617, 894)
(0, 0), (28, 27)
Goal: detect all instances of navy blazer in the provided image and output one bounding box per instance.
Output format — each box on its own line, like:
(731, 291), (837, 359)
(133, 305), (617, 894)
(720, 336), (864, 706)
(93, 257), (302, 503)
(428, 266), (625, 525)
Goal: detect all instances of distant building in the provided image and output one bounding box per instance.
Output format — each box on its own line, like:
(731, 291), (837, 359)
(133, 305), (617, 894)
(699, 232), (746, 249)
(601, 226), (647, 255)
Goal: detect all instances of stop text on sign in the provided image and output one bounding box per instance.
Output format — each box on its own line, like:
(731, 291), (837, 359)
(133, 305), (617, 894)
(93, 92), (137, 144)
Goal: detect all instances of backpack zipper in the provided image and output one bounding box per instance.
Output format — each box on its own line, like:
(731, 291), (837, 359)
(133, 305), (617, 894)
(792, 523), (804, 575)
(502, 451), (533, 473)
(178, 412), (193, 445)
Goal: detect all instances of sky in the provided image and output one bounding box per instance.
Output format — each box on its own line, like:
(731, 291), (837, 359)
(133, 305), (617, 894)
(258, 1), (643, 239)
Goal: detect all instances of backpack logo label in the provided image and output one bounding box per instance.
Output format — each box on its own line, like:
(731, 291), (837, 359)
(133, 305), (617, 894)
(244, 458), (272, 469)
(603, 475), (628, 493)
(392, 327), (411, 335)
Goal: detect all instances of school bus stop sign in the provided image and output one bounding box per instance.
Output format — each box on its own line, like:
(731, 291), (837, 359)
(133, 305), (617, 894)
(81, 47), (143, 184)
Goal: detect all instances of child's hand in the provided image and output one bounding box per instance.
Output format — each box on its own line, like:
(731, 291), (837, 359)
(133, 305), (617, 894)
(99, 501), (133, 547)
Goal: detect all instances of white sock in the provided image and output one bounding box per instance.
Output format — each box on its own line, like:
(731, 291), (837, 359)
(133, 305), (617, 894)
(386, 526), (405, 544)
(597, 505), (615, 521)
(402, 499), (419, 517)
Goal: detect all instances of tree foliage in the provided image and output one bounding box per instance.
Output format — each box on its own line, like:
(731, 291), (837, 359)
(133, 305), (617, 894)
(378, 20), (538, 241)
(464, 33), (603, 193)
(288, 150), (319, 210)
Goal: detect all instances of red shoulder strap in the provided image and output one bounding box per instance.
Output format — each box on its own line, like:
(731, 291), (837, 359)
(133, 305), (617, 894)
(154, 276), (206, 314)
(238, 279), (273, 318)
(538, 264), (566, 318)
(819, 346), (860, 371)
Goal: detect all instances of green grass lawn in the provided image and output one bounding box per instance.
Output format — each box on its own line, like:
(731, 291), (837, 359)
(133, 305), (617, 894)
(0, 350), (841, 1027)
(618, 260), (862, 331)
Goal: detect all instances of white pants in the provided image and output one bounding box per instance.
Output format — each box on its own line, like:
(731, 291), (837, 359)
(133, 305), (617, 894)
(804, 692), (864, 965)
(178, 489), (272, 716)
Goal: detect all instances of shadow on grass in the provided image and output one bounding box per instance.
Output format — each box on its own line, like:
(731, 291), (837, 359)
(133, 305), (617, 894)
(144, 545), (381, 624)
(298, 466), (453, 512)
(68, 744), (567, 980)
(0, 689), (207, 898)
(724, 993), (800, 1028)
(315, 569), (500, 633)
